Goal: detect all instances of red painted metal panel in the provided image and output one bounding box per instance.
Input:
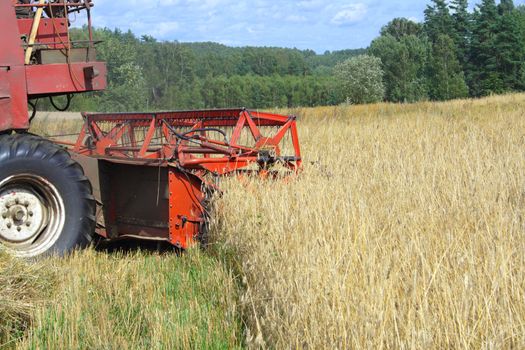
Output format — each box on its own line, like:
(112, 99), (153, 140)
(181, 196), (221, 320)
(0, 67), (29, 131)
(25, 61), (107, 96)
(0, 69), (13, 131)
(0, 1), (28, 131)
(17, 18), (69, 49)
(168, 168), (205, 249)
(0, 2), (25, 66)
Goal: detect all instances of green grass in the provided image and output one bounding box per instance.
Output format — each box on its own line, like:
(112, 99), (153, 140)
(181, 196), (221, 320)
(8, 248), (242, 350)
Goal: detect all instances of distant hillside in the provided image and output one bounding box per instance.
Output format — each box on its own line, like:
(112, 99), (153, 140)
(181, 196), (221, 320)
(180, 42), (365, 77)
(63, 28), (363, 112)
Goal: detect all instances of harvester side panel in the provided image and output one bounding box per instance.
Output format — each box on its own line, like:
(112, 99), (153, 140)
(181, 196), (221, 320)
(26, 62), (107, 97)
(71, 154), (206, 248)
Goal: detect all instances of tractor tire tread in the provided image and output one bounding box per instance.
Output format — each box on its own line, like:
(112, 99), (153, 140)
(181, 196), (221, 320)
(0, 133), (96, 256)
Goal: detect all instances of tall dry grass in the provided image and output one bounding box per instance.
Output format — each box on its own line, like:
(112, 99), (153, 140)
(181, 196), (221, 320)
(7, 94), (525, 349)
(212, 94), (525, 348)
(29, 112), (82, 141)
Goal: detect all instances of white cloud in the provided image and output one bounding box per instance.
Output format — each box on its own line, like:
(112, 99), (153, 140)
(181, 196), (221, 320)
(187, 0), (228, 10)
(331, 3), (367, 26)
(157, 0), (180, 5)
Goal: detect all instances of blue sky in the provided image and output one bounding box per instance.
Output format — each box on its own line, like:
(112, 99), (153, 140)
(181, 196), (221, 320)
(86, 0), (525, 53)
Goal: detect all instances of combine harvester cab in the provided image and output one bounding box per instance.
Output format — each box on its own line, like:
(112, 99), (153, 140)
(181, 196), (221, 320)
(54, 109), (302, 249)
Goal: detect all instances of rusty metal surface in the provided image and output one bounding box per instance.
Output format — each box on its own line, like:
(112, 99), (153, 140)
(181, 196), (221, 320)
(71, 152), (107, 233)
(72, 152), (208, 249)
(99, 161), (171, 241)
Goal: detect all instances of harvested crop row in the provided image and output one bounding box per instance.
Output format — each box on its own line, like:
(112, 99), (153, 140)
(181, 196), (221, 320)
(0, 249), (55, 346)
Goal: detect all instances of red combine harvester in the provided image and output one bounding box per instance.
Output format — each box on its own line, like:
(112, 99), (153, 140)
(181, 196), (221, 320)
(0, 1), (302, 257)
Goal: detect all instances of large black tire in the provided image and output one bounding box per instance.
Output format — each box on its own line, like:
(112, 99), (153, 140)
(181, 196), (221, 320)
(0, 134), (95, 257)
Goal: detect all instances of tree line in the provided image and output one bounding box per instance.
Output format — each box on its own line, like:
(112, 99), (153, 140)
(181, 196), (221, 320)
(63, 31), (362, 111)
(58, 0), (525, 112)
(365, 0), (525, 103)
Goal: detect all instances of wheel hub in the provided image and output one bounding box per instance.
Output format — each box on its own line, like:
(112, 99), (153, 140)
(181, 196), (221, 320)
(0, 188), (48, 243)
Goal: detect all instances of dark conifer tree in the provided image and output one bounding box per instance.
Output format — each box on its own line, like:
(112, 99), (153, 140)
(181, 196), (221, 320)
(469, 0), (502, 96)
(494, 0), (525, 91)
(380, 18), (424, 39)
(427, 34), (469, 100)
(450, 0), (471, 70)
(424, 0), (456, 43)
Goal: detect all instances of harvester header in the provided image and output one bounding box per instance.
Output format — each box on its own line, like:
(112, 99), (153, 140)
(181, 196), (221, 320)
(52, 108), (301, 250)
(69, 108), (302, 174)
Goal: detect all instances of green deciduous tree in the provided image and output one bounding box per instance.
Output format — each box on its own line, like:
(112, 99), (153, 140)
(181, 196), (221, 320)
(333, 55), (385, 104)
(370, 27), (430, 103)
(95, 29), (147, 111)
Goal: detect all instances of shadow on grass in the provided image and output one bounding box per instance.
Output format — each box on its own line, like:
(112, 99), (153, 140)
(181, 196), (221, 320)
(94, 238), (183, 255)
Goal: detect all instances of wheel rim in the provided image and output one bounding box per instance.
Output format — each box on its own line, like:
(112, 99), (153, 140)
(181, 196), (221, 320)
(0, 174), (65, 257)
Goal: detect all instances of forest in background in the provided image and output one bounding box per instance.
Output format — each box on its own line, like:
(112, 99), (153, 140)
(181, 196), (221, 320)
(53, 0), (525, 112)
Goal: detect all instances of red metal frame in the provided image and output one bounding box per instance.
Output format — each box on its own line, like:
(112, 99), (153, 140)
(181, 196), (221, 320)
(63, 108), (302, 175)
(168, 168), (205, 248)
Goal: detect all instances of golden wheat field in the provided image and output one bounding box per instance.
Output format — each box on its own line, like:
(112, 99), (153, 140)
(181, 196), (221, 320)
(2, 94), (525, 349)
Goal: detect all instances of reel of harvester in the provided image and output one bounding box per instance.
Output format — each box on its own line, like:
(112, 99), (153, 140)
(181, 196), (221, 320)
(50, 109), (302, 250)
